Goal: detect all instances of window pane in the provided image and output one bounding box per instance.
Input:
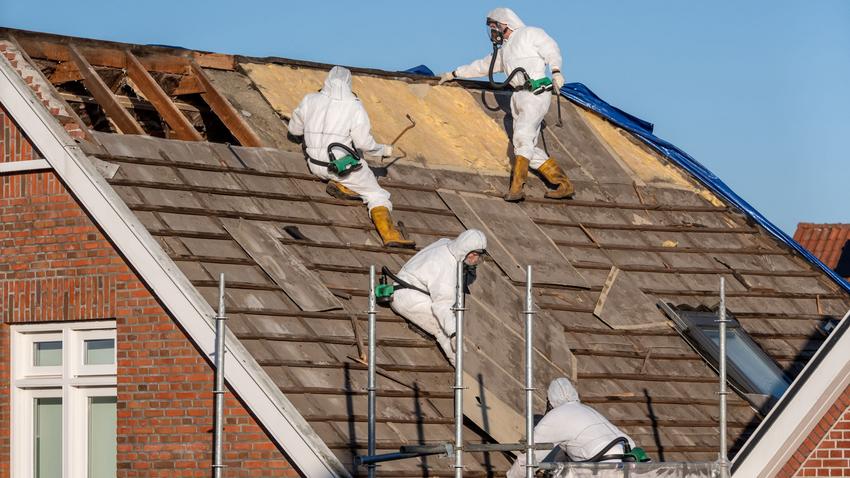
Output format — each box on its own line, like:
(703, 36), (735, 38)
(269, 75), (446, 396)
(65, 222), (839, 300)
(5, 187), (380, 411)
(35, 397), (62, 478)
(704, 329), (789, 398)
(34, 341), (62, 367)
(88, 396), (117, 478)
(84, 339), (115, 365)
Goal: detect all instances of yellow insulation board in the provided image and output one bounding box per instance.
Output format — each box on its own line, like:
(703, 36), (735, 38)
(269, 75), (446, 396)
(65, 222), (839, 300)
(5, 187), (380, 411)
(241, 63), (511, 175)
(579, 108), (723, 207)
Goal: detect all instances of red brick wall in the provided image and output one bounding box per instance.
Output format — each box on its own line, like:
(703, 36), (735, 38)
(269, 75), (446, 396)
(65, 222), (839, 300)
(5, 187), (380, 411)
(778, 383), (850, 477)
(0, 106), (299, 476)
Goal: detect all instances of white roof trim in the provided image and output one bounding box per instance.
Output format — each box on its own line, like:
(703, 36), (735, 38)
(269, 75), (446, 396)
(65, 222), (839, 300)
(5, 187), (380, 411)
(732, 308), (850, 477)
(0, 158), (51, 173)
(1, 55), (348, 478)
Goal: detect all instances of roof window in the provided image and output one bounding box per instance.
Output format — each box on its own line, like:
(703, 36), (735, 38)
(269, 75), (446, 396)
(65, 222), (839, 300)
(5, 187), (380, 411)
(659, 303), (791, 407)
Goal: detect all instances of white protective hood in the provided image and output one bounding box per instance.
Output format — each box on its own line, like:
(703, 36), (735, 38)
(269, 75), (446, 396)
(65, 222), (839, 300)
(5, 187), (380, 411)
(320, 66), (356, 101)
(486, 7), (526, 31)
(446, 229), (487, 261)
(548, 377), (580, 408)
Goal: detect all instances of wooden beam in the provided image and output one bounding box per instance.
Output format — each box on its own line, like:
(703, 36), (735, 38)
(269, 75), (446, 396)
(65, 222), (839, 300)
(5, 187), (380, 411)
(172, 74), (204, 96)
(48, 61), (82, 84)
(68, 44), (145, 135)
(6, 35), (94, 142)
(13, 36), (234, 74)
(190, 51), (235, 71)
(190, 60), (264, 147)
(124, 50), (202, 141)
(60, 91), (205, 114)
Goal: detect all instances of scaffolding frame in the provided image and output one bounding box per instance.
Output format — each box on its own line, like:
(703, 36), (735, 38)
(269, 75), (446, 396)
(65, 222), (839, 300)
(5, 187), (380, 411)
(212, 273), (227, 477)
(355, 267), (731, 478)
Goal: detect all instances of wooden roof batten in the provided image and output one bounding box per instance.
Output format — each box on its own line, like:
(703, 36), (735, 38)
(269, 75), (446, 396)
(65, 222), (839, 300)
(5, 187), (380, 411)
(7, 31), (264, 146)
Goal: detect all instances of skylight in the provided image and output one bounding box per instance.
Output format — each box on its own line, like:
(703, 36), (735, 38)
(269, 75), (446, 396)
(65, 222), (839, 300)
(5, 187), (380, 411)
(659, 303), (791, 402)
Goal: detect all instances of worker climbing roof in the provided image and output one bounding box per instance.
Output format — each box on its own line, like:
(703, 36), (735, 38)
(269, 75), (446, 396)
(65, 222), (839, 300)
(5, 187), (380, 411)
(443, 6), (572, 202)
(289, 65), (414, 248)
(390, 229), (488, 365)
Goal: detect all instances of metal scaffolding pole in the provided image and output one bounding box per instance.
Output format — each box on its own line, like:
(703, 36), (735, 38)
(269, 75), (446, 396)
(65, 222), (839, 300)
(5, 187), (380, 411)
(367, 265), (378, 478)
(212, 273), (226, 478)
(453, 260), (466, 478)
(524, 265), (536, 478)
(718, 277), (729, 478)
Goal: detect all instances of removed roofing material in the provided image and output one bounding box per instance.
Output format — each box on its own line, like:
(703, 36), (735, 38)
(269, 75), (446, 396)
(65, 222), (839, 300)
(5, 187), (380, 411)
(2, 27), (849, 476)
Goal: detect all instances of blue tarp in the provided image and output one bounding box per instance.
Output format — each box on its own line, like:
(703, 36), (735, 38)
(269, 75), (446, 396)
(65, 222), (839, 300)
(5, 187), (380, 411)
(403, 65), (435, 76)
(558, 82), (850, 294)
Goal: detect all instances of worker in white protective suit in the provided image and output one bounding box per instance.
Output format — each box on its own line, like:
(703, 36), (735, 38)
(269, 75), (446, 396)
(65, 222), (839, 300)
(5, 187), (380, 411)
(289, 66), (414, 248)
(506, 378), (637, 477)
(439, 7), (574, 202)
(390, 229), (487, 366)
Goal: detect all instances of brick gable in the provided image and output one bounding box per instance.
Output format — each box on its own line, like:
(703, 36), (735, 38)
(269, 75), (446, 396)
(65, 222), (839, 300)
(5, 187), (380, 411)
(777, 382), (850, 477)
(0, 104), (299, 477)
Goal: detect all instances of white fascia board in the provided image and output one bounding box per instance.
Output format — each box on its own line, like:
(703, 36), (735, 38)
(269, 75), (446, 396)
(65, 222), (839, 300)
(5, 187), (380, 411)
(732, 308), (850, 477)
(0, 159), (50, 173)
(0, 56), (349, 478)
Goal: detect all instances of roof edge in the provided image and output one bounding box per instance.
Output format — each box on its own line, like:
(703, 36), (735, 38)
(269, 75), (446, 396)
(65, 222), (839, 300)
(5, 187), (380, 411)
(0, 53), (348, 478)
(731, 308), (850, 476)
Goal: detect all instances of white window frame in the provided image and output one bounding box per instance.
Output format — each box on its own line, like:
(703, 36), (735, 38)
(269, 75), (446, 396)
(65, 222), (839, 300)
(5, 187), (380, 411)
(21, 331), (63, 378)
(76, 329), (117, 376)
(11, 321), (117, 478)
(73, 386), (118, 478)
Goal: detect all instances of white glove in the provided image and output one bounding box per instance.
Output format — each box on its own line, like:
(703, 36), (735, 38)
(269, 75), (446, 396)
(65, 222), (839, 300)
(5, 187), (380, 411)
(552, 71), (565, 91)
(382, 145), (393, 157)
(438, 71), (456, 86)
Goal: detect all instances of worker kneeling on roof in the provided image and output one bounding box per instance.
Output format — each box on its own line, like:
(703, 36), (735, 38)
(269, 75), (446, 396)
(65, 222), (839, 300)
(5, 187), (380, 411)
(389, 229), (487, 366)
(289, 66), (414, 248)
(506, 377), (638, 477)
(439, 7), (574, 202)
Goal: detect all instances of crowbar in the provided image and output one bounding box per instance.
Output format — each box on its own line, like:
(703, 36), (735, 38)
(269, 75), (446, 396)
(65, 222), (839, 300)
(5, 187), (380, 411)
(390, 114), (417, 145)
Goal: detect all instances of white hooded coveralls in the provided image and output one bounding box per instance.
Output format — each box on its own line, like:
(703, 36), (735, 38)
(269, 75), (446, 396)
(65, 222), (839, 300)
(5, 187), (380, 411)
(288, 66), (392, 212)
(454, 7), (562, 169)
(390, 229), (487, 365)
(506, 378), (636, 478)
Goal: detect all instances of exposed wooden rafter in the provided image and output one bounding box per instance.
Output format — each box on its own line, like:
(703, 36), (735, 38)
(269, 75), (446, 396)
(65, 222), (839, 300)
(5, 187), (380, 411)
(68, 44), (145, 135)
(5, 34), (93, 142)
(190, 60), (264, 147)
(124, 50), (202, 141)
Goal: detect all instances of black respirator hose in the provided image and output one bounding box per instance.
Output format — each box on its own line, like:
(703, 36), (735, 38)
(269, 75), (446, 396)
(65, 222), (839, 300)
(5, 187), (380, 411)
(487, 42), (530, 90)
(487, 38), (563, 127)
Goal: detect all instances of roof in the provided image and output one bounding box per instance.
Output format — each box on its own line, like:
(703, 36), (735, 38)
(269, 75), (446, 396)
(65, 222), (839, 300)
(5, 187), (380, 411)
(794, 223), (850, 277)
(2, 27), (850, 477)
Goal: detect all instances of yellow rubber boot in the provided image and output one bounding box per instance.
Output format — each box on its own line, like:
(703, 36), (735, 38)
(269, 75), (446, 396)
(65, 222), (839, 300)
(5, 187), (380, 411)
(537, 158), (575, 199)
(504, 155), (529, 202)
(326, 180), (360, 201)
(370, 206), (416, 248)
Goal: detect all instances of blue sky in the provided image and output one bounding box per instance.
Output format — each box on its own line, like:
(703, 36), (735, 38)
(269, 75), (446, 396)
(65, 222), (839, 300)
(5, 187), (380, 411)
(3, 0), (848, 234)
